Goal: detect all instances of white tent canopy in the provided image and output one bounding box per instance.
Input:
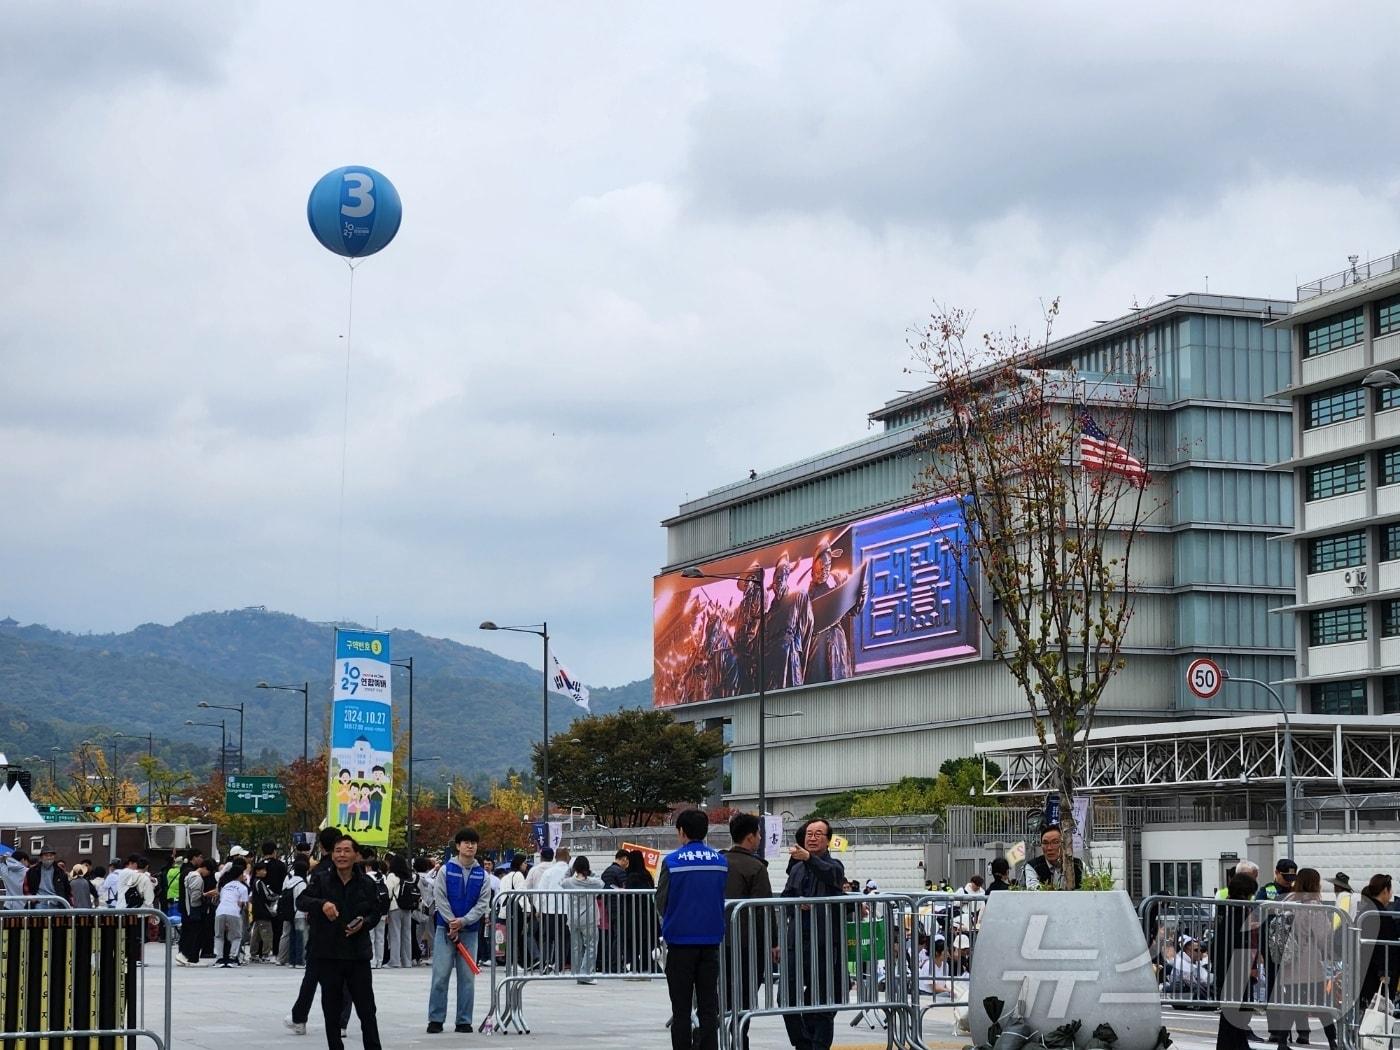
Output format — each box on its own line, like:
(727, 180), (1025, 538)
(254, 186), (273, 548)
(0, 782), (45, 825)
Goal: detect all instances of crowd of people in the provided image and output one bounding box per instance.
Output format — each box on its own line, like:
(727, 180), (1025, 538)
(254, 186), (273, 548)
(1144, 857), (1400, 1050)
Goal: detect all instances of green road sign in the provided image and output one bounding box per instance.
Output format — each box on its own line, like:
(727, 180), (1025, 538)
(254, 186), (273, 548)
(224, 775), (287, 815)
(41, 810), (80, 824)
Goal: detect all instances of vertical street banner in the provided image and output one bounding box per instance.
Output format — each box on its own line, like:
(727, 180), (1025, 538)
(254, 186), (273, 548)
(326, 628), (393, 847)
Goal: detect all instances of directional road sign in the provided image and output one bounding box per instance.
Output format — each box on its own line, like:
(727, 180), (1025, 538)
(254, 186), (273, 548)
(224, 775), (287, 815)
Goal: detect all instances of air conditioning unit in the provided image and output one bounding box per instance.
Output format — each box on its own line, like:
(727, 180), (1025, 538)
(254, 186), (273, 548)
(1344, 569), (1369, 594)
(147, 824), (192, 850)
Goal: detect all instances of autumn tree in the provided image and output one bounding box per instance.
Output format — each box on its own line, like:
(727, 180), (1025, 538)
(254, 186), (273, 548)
(534, 709), (725, 828)
(910, 301), (1160, 887)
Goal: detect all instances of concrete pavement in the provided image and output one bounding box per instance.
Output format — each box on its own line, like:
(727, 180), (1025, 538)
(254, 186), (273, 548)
(136, 953), (1227, 1050)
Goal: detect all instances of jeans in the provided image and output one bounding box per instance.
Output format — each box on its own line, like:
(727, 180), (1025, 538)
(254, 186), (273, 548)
(570, 923), (598, 979)
(369, 917), (385, 967)
(215, 913), (242, 962)
(387, 910), (413, 968)
(665, 944), (720, 1050)
(429, 926), (476, 1025)
(319, 957), (381, 1050)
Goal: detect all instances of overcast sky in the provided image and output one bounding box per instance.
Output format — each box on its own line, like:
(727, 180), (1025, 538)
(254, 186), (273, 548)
(5, 3), (1400, 684)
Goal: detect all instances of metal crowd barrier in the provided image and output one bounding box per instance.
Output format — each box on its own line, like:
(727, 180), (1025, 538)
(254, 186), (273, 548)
(0, 905), (173, 1050)
(482, 888), (662, 1034)
(720, 892), (923, 1050)
(1141, 895), (1357, 1047)
(1354, 910), (1400, 1049)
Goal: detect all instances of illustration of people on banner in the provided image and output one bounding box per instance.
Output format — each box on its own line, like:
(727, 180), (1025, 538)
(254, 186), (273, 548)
(326, 628), (395, 847)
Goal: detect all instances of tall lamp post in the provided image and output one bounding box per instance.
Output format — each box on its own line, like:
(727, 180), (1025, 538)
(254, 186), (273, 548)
(47, 746), (65, 790)
(681, 566), (770, 814)
(187, 720), (229, 782)
(198, 701), (245, 774)
(257, 681), (310, 762)
(114, 731), (155, 817)
(479, 621), (552, 827)
(391, 657), (416, 854)
(1222, 670), (1295, 859)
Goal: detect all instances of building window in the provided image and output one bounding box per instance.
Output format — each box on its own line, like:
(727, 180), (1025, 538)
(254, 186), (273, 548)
(1311, 679), (1367, 715)
(1384, 677), (1400, 714)
(29, 837), (44, 854)
(1380, 386), (1400, 412)
(1385, 601), (1400, 637)
(77, 835), (93, 854)
(1309, 605), (1366, 645)
(1379, 295), (1400, 338)
(1386, 525), (1400, 561)
(1304, 307), (1365, 358)
(1306, 456), (1366, 501)
(1308, 531), (1366, 573)
(1149, 860), (1203, 898)
(1305, 386), (1365, 428)
(1382, 448), (1400, 486)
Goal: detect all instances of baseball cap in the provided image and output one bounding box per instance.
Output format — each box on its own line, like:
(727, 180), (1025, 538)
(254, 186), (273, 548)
(1276, 858), (1297, 874)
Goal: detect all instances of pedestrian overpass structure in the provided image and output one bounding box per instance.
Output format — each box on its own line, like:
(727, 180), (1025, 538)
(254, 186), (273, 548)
(980, 713), (1400, 796)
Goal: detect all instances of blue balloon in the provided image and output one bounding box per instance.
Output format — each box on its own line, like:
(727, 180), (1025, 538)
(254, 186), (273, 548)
(307, 166), (402, 258)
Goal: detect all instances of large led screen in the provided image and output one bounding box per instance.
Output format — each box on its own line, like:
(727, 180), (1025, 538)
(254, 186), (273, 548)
(653, 497), (979, 706)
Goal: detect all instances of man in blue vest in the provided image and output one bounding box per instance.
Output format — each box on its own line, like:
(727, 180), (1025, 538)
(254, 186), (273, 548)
(427, 828), (491, 1034)
(656, 808), (728, 1050)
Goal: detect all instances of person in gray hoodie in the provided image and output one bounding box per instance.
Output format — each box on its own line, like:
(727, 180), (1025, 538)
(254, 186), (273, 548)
(0, 848), (30, 908)
(562, 856), (605, 984)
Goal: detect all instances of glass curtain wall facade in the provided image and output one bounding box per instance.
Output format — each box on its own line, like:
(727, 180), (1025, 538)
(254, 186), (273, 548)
(661, 293), (1296, 811)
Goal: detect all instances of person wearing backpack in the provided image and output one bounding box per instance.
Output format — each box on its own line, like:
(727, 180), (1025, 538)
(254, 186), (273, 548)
(278, 858), (310, 967)
(249, 861), (280, 961)
(360, 848), (390, 968)
(385, 854), (418, 968)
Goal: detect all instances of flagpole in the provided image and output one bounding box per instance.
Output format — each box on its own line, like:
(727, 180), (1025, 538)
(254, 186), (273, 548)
(541, 621), (549, 834)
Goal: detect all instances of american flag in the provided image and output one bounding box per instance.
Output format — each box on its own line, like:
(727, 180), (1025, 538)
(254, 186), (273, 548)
(1079, 409), (1150, 486)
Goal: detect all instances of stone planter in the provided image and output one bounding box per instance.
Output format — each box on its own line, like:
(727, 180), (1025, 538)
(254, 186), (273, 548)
(969, 889), (1159, 1050)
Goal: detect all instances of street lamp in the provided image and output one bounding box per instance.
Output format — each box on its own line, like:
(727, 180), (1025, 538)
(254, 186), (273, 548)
(46, 746), (64, 788)
(1222, 671), (1295, 859)
(257, 681), (310, 762)
(198, 701), (245, 773)
(480, 621), (551, 825)
(186, 720), (228, 781)
(682, 566), (770, 814)
(114, 731), (154, 817)
(391, 658), (417, 855)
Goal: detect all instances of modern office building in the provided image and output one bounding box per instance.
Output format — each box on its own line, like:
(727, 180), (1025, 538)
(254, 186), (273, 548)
(657, 292), (1298, 815)
(1270, 251), (1400, 714)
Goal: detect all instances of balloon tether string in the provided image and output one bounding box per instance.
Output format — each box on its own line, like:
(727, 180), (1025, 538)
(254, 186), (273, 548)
(335, 258), (359, 622)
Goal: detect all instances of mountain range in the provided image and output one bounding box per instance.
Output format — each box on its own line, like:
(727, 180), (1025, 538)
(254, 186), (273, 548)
(0, 609), (651, 779)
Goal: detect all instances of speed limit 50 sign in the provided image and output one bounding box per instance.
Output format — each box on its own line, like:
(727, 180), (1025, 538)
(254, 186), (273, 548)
(1186, 657), (1224, 700)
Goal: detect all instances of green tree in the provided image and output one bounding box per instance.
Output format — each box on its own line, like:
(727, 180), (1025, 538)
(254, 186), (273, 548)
(534, 709), (725, 828)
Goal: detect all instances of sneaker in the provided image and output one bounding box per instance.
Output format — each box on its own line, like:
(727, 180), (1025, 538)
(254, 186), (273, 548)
(174, 953), (190, 967)
(284, 1015), (307, 1036)
(455, 1023), (473, 1033)
(426, 1021), (444, 1033)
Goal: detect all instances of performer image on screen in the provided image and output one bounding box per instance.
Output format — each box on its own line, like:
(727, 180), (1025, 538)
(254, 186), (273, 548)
(733, 562), (766, 696)
(805, 542), (867, 685)
(765, 555), (813, 691)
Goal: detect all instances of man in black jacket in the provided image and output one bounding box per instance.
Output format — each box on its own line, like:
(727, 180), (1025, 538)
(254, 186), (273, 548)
(22, 847), (72, 904)
(780, 819), (847, 1050)
(723, 813), (773, 1050)
(297, 834), (382, 1050)
(286, 827), (345, 1036)
(261, 840), (289, 954)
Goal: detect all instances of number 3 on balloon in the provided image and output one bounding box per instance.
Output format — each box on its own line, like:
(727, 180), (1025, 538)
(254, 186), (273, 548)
(341, 172), (375, 218)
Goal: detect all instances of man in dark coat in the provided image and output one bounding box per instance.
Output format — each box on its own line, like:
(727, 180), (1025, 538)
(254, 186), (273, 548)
(723, 813), (773, 1050)
(297, 834), (383, 1050)
(780, 819), (847, 1050)
(22, 847), (72, 904)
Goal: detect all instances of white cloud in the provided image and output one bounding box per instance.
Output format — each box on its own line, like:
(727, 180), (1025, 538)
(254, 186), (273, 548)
(3, 3), (1400, 680)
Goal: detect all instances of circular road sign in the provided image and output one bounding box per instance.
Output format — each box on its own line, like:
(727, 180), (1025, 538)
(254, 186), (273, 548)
(1186, 657), (1224, 700)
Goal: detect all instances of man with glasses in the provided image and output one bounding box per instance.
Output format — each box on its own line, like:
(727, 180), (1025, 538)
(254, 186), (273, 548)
(1024, 825), (1085, 890)
(1256, 858), (1297, 902)
(779, 818), (848, 1050)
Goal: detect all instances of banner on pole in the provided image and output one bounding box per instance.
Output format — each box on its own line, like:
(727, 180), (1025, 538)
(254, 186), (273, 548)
(326, 629), (394, 847)
(761, 815), (784, 860)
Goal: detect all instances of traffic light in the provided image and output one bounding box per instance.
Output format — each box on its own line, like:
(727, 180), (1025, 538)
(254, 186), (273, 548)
(85, 804), (102, 814)
(46, 805), (58, 814)
(133, 806), (144, 816)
